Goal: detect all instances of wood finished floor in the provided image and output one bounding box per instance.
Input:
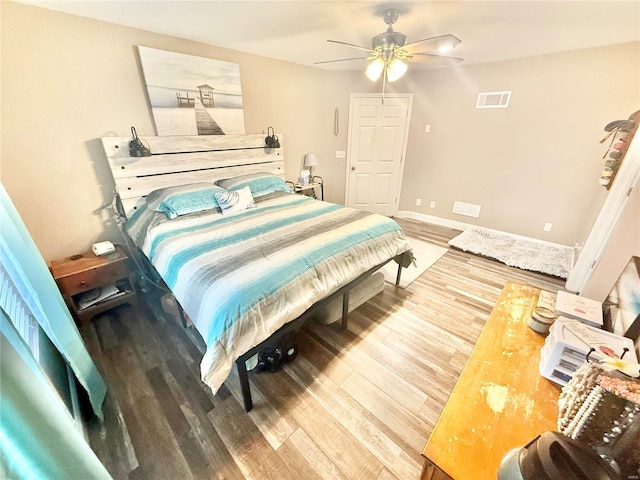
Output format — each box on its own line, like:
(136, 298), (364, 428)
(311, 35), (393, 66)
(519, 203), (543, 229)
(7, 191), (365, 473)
(83, 219), (566, 480)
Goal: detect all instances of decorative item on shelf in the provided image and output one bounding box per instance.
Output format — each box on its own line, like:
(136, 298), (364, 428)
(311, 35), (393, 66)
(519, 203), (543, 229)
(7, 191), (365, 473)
(264, 126), (280, 149)
(598, 111), (640, 189)
(303, 152), (319, 177)
(128, 126), (152, 157)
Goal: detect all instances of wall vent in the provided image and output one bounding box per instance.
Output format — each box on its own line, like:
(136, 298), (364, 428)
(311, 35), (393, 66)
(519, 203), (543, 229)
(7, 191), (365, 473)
(476, 91), (511, 109)
(452, 201), (481, 218)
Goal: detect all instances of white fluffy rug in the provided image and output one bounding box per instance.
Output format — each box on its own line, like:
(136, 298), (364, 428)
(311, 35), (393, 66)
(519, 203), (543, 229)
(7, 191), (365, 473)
(448, 228), (573, 278)
(380, 239), (448, 288)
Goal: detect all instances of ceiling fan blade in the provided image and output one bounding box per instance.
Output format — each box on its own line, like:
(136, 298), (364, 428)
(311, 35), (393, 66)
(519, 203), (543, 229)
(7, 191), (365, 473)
(314, 57), (371, 65)
(327, 39), (375, 54)
(400, 34), (462, 55)
(407, 53), (464, 66)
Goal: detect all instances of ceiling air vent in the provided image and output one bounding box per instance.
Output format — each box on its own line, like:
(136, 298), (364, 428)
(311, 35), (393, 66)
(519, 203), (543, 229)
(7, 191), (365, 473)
(476, 91), (511, 109)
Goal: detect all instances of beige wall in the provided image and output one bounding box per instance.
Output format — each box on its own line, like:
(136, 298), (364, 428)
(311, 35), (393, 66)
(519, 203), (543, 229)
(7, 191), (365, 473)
(395, 43), (640, 245)
(2, 2), (639, 268)
(1, 2), (356, 261)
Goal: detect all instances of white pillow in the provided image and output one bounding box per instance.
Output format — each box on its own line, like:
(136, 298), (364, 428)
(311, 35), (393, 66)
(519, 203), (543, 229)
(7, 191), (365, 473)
(214, 186), (256, 215)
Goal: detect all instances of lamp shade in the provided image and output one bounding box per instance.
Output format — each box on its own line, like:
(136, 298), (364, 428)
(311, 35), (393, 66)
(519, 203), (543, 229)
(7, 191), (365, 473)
(303, 152), (319, 167)
(365, 58), (384, 82)
(387, 58), (408, 82)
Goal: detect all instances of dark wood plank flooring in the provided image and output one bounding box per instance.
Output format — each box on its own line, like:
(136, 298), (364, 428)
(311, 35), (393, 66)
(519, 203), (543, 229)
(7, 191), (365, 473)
(83, 219), (565, 479)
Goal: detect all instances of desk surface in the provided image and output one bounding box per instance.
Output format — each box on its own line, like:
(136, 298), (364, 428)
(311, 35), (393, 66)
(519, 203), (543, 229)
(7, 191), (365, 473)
(422, 282), (560, 479)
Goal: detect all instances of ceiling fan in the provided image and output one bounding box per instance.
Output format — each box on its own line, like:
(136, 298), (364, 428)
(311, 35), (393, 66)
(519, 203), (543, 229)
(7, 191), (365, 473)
(316, 8), (462, 88)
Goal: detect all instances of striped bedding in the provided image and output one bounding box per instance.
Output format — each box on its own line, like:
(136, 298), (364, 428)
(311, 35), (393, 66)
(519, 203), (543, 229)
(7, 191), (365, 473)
(126, 191), (411, 394)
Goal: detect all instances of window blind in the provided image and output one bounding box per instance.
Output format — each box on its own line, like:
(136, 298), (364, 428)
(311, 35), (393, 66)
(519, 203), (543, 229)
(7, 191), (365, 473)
(0, 262), (39, 359)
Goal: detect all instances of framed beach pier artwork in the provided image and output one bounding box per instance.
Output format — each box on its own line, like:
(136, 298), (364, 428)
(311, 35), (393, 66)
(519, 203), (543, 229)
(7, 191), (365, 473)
(137, 46), (245, 135)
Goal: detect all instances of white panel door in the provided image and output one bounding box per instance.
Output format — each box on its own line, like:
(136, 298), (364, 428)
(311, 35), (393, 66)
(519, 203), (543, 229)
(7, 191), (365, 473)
(346, 94), (412, 216)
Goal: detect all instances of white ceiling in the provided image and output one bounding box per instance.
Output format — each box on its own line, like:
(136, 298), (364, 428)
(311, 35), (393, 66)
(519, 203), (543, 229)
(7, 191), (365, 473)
(18, 1), (640, 69)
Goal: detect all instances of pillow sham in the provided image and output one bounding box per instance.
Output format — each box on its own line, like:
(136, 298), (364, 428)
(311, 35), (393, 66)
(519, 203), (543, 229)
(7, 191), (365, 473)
(215, 172), (293, 198)
(146, 182), (225, 219)
(215, 186), (256, 215)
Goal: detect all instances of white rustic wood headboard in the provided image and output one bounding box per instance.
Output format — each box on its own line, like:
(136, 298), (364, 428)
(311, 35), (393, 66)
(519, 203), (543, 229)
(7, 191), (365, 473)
(101, 133), (284, 215)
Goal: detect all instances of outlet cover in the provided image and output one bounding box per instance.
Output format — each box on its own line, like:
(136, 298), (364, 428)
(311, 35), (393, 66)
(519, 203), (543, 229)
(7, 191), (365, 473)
(416, 198), (422, 207)
(429, 201), (436, 208)
(544, 223), (552, 232)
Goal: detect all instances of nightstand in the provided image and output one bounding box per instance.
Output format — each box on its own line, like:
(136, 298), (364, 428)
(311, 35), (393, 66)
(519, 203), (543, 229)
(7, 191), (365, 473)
(293, 175), (324, 200)
(50, 246), (138, 326)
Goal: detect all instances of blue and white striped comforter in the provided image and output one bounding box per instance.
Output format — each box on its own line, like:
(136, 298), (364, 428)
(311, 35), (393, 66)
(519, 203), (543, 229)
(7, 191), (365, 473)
(126, 192), (411, 393)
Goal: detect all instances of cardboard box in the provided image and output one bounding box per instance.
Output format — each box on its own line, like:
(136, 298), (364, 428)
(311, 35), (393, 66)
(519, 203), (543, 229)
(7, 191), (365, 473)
(313, 272), (385, 325)
(555, 290), (603, 328)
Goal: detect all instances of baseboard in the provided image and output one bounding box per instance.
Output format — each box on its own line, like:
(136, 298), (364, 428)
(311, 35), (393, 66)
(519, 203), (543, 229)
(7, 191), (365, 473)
(395, 210), (572, 249)
(394, 210), (469, 231)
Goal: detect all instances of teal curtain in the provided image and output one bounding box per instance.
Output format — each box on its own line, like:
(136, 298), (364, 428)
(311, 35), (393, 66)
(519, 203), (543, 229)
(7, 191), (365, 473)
(0, 184), (106, 418)
(1, 311), (112, 480)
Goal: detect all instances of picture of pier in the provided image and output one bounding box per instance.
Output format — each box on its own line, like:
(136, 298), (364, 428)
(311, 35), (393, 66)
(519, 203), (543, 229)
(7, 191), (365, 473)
(138, 46), (245, 135)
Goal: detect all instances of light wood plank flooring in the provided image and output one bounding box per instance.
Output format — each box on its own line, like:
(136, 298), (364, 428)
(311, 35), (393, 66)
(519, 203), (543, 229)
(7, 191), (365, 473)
(84, 219), (565, 479)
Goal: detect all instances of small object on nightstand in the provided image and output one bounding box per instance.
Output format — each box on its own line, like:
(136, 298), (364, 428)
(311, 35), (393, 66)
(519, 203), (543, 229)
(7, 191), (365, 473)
(91, 240), (116, 256)
(49, 245), (138, 326)
(293, 175), (324, 200)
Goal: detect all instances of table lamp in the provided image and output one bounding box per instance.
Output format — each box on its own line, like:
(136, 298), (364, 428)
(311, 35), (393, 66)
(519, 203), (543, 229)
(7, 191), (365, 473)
(304, 152), (319, 177)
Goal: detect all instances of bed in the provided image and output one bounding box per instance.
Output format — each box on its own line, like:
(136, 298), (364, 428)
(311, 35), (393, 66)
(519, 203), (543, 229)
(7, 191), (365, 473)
(101, 133), (412, 410)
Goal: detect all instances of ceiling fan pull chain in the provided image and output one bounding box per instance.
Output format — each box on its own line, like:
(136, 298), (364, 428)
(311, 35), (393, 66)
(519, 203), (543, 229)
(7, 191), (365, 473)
(381, 66), (387, 105)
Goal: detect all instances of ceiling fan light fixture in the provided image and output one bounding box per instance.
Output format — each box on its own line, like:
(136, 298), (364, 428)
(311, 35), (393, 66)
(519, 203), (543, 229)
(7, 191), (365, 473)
(387, 58), (408, 82)
(438, 44), (455, 52)
(365, 58), (384, 81)
(319, 9), (463, 92)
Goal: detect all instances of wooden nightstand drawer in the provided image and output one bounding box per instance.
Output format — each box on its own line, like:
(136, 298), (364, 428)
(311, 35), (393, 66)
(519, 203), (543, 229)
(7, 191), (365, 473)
(50, 246), (139, 326)
(57, 261), (129, 296)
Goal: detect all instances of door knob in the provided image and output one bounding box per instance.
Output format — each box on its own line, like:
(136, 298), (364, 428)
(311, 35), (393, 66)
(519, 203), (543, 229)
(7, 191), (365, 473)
(351, 166), (356, 171)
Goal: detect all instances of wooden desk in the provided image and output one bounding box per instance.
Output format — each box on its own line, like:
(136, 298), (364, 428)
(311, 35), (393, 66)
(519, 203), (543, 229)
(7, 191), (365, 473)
(421, 282), (561, 480)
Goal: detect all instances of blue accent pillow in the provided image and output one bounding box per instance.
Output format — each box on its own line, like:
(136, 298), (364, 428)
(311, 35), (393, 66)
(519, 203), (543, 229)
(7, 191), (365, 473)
(214, 186), (256, 215)
(215, 172), (293, 198)
(145, 183), (226, 219)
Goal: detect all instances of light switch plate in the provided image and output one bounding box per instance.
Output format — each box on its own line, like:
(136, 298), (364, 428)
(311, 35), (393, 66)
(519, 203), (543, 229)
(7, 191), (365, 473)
(336, 151), (346, 159)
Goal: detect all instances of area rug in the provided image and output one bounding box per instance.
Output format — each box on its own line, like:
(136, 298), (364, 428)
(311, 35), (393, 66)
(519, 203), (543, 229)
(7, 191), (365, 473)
(380, 238), (448, 288)
(448, 228), (573, 278)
